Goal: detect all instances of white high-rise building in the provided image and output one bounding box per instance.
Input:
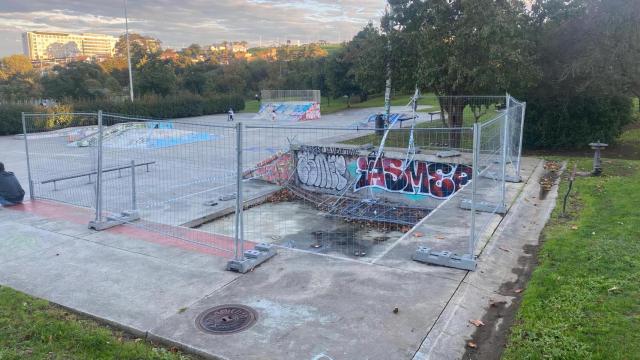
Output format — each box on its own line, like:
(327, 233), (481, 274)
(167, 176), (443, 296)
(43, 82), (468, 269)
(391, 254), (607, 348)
(22, 31), (118, 61)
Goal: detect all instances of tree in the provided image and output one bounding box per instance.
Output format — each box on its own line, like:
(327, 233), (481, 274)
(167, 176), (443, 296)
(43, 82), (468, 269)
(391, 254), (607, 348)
(343, 23), (386, 100)
(41, 62), (121, 99)
(521, 0), (638, 148)
(0, 55), (41, 100)
(531, 0), (640, 99)
(115, 33), (161, 65)
(183, 44), (202, 58)
(385, 0), (537, 128)
(136, 59), (177, 96)
(325, 48), (360, 105)
(0, 55), (33, 78)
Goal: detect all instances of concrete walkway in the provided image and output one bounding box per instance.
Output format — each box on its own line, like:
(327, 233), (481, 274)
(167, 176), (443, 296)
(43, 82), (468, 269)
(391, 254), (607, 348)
(0, 154), (557, 360)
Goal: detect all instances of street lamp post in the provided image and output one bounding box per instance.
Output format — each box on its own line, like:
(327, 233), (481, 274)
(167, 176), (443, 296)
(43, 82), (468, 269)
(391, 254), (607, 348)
(124, 0), (134, 102)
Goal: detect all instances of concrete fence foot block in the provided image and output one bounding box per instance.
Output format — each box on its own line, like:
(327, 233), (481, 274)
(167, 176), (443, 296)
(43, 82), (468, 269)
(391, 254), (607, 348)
(88, 210), (140, 231)
(226, 243), (277, 273)
(413, 246), (476, 271)
(459, 199), (507, 214)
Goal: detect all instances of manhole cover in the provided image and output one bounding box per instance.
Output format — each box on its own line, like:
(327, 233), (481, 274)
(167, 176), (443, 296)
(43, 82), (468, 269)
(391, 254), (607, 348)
(196, 304), (258, 334)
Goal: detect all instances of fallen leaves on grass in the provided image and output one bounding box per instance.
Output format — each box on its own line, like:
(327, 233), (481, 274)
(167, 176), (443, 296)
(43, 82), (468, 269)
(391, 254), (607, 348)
(469, 319), (485, 327)
(571, 225), (579, 230)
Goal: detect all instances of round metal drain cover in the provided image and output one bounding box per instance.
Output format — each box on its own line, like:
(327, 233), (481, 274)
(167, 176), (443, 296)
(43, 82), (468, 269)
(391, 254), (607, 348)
(196, 304), (258, 334)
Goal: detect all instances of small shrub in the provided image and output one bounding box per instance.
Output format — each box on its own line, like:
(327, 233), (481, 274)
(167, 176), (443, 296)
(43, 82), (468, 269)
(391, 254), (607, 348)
(0, 104), (40, 135)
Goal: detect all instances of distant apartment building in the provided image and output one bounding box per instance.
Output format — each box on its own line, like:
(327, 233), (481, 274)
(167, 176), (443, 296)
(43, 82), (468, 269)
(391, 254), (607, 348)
(231, 42), (247, 53)
(209, 42), (247, 53)
(22, 31), (118, 61)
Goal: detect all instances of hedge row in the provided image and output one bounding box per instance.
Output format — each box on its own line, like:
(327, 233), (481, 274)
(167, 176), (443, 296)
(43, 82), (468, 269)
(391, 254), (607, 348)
(0, 94), (244, 135)
(73, 93), (245, 119)
(523, 95), (634, 149)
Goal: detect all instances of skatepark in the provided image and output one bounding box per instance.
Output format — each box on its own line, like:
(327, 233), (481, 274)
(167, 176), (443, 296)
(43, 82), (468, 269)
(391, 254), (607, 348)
(0, 96), (558, 360)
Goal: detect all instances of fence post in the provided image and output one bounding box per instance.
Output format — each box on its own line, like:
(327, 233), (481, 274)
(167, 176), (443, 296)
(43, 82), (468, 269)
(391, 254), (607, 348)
(95, 110), (104, 223)
(469, 122), (481, 256)
(501, 95), (511, 207)
(234, 122), (244, 261)
(130, 160), (137, 211)
(516, 101), (526, 179)
(21, 112), (35, 200)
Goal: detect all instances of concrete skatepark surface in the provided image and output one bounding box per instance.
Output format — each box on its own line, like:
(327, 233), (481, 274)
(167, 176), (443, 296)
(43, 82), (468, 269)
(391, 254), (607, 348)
(0, 108), (557, 360)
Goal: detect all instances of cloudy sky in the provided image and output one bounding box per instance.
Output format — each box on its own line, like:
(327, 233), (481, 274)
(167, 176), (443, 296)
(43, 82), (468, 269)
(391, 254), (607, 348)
(0, 0), (386, 57)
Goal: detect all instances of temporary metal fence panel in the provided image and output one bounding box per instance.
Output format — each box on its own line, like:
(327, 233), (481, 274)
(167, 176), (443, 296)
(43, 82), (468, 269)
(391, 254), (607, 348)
(506, 96), (526, 180)
(468, 113), (508, 253)
(260, 89), (321, 103)
(237, 124), (474, 261)
(20, 94), (525, 271)
(22, 112), (99, 208)
(95, 113), (240, 256)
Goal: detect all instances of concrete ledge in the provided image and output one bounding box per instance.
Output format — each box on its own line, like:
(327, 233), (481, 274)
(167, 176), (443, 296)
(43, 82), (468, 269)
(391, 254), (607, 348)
(180, 188), (281, 228)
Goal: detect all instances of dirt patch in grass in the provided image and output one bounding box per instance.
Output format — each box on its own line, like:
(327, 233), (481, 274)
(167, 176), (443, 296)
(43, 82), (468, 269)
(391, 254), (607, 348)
(461, 232), (543, 359)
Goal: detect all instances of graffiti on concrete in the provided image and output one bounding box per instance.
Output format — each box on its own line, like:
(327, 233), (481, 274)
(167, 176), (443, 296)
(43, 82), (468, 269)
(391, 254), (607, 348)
(244, 152), (293, 185)
(297, 151), (349, 191)
(354, 156), (472, 199)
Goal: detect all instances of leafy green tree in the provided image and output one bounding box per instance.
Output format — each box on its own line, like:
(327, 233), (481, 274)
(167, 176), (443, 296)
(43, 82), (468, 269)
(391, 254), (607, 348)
(531, 0), (640, 99)
(135, 59), (177, 96)
(115, 34), (161, 65)
(522, 0), (638, 148)
(385, 0), (538, 127)
(0, 55), (41, 100)
(41, 62), (121, 99)
(343, 23), (386, 100)
(325, 48), (360, 105)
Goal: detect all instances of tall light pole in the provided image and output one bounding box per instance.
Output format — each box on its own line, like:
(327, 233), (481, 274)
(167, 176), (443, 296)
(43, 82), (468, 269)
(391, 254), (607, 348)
(383, 3), (392, 124)
(124, 0), (134, 102)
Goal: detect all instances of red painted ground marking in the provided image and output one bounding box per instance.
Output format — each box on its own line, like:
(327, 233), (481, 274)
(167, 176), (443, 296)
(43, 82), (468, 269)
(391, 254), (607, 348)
(7, 200), (254, 259)
(9, 200), (92, 225)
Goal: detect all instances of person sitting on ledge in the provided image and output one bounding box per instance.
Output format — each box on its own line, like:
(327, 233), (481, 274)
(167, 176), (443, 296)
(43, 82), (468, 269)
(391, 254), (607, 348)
(0, 162), (25, 207)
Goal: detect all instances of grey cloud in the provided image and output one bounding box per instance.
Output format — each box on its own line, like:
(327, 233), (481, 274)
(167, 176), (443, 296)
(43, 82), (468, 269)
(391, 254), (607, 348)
(0, 0), (385, 55)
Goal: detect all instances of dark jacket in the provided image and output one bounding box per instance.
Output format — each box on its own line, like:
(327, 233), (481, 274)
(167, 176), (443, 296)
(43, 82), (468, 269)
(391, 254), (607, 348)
(0, 171), (25, 203)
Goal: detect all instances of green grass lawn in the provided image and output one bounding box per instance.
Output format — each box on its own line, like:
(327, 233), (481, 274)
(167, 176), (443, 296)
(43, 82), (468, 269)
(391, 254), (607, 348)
(242, 93), (500, 124)
(502, 157), (640, 359)
(241, 93), (442, 115)
(0, 286), (196, 360)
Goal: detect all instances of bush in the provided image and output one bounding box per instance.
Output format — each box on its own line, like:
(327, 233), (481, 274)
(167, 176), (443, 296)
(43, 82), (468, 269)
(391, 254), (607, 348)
(72, 93), (244, 119)
(0, 93), (244, 135)
(523, 95), (634, 149)
(0, 103), (40, 135)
